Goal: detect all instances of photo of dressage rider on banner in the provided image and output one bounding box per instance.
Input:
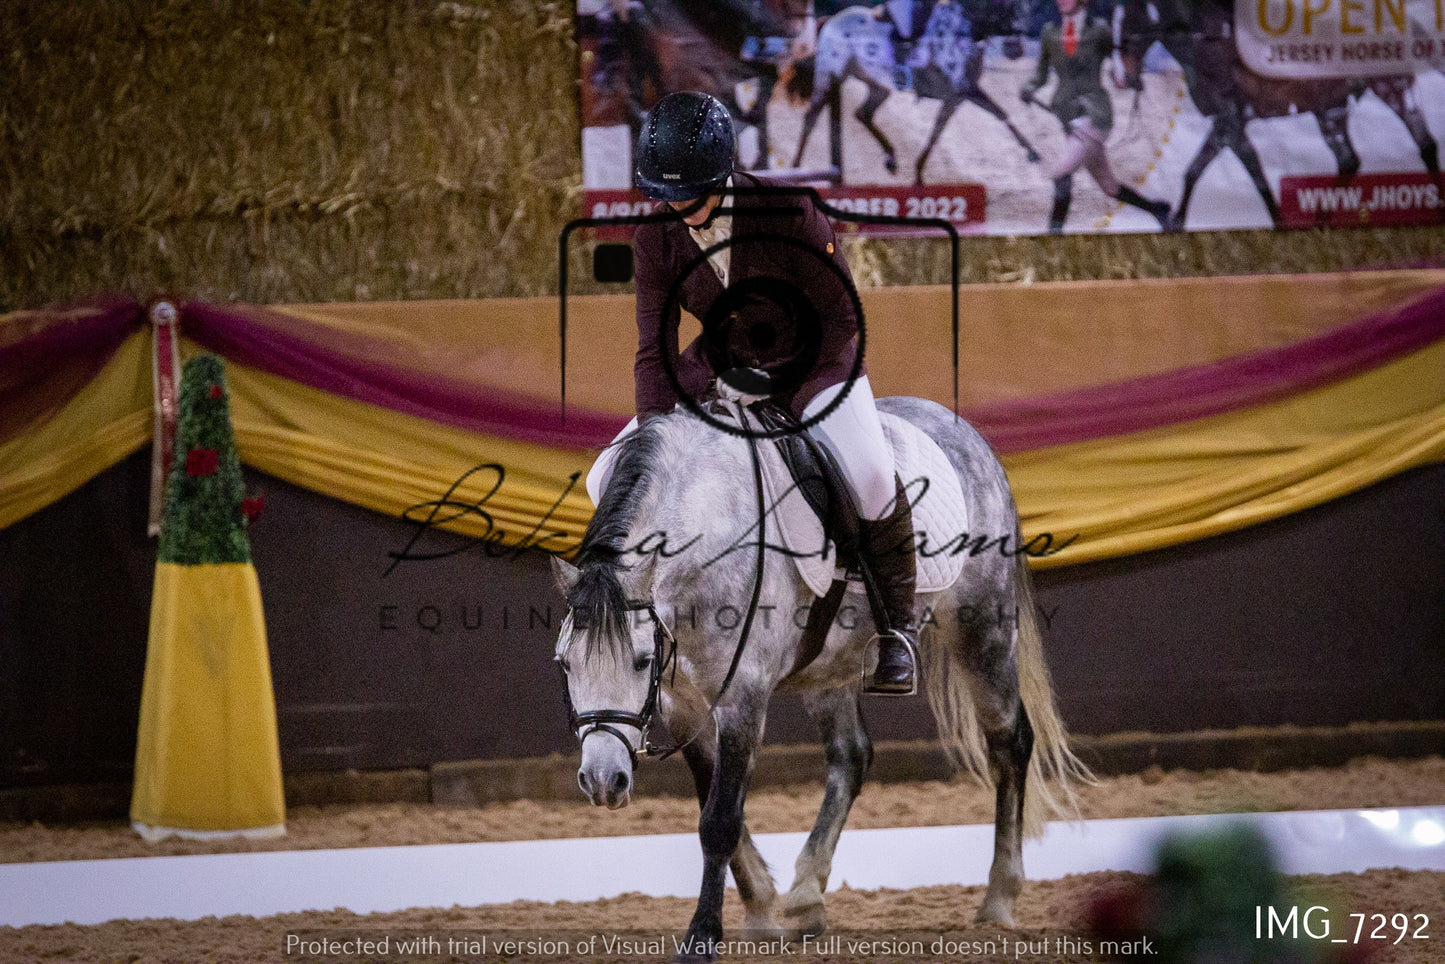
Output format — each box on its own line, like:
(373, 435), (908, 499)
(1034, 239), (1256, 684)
(577, 0), (1445, 234)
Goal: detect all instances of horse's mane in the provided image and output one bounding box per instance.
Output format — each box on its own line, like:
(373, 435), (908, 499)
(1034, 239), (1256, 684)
(567, 416), (670, 653)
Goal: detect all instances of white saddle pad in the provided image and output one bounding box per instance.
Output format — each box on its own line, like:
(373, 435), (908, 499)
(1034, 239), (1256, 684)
(756, 412), (969, 598)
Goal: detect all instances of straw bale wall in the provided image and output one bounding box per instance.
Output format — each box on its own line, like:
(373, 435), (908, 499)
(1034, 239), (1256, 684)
(3, 0), (1443, 311)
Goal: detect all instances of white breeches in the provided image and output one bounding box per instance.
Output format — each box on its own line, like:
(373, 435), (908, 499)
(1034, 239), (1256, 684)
(800, 376), (898, 520)
(584, 375), (899, 521)
(1051, 118), (1120, 196)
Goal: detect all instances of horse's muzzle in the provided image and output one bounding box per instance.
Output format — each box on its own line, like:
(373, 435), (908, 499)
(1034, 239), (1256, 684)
(578, 765), (632, 810)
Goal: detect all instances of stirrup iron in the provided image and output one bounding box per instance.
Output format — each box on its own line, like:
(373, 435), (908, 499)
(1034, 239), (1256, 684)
(862, 629), (918, 697)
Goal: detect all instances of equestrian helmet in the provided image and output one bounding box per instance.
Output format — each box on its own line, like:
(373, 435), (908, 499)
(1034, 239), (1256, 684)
(634, 91), (736, 202)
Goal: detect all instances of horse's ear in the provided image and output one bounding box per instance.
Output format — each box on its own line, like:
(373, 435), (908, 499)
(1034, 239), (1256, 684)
(552, 555), (581, 594)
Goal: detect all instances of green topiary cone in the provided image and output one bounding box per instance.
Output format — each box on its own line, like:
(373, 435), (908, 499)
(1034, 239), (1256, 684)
(157, 355), (250, 565)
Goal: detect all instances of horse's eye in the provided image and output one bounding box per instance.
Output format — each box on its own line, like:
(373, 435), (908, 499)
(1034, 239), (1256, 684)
(633, 652), (653, 672)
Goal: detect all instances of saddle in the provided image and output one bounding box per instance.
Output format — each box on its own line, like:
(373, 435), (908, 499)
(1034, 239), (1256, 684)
(706, 397), (970, 599)
(703, 393), (970, 682)
(748, 401), (862, 576)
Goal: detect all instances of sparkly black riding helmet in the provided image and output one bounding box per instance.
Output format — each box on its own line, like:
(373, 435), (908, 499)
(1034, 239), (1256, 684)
(634, 91), (736, 202)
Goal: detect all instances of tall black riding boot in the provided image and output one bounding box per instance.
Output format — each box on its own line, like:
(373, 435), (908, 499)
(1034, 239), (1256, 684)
(1114, 184), (1172, 231)
(1049, 175), (1073, 234)
(859, 477), (918, 696)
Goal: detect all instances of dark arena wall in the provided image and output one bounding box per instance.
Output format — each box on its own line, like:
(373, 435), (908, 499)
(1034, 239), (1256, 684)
(3, 449), (1440, 812)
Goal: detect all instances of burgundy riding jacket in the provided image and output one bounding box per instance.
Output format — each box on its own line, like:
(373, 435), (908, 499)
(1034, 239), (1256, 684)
(631, 172), (864, 417)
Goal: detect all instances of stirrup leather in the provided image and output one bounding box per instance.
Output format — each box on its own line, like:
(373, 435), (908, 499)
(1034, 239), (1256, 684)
(862, 629), (918, 697)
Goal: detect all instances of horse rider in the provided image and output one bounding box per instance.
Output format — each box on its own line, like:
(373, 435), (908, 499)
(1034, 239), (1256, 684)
(871, 0), (932, 90)
(1020, 0), (1172, 233)
(585, 90), (919, 695)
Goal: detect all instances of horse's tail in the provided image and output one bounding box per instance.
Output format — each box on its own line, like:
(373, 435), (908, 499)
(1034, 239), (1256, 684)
(923, 551), (1093, 839)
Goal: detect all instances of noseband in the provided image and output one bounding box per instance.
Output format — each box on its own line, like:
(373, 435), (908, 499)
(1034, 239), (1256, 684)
(560, 599), (677, 771)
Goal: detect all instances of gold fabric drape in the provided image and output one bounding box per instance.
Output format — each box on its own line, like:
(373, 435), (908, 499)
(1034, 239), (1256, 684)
(5, 309), (1440, 568)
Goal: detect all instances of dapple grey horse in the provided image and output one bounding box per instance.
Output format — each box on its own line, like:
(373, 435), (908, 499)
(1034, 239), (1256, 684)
(553, 396), (1087, 963)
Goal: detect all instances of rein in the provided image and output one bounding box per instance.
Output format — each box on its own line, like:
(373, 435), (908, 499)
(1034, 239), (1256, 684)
(561, 402), (770, 769)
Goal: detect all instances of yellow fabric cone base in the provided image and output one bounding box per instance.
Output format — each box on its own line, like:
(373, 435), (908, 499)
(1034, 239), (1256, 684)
(130, 562), (285, 834)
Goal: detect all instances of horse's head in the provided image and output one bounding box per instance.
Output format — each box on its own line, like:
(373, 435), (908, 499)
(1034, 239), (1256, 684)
(550, 415), (695, 808)
(551, 411), (751, 808)
(553, 552), (666, 809)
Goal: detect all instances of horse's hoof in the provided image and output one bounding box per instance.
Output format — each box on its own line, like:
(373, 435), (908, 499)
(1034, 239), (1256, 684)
(1026, 149), (1041, 163)
(884, 154), (898, 175)
(779, 889), (827, 938)
(782, 905), (828, 940)
(974, 900), (1016, 928)
(779, 880), (822, 915)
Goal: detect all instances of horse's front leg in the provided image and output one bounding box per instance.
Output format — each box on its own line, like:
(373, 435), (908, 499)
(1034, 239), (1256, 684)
(676, 705), (768, 964)
(848, 63), (898, 174)
(679, 721), (779, 940)
(964, 88), (1041, 164)
(1172, 119), (1223, 231)
(792, 81), (835, 169)
(742, 73), (778, 170)
(1218, 112), (1283, 227)
(915, 93), (963, 184)
(779, 686), (871, 938)
(1314, 104), (1360, 182)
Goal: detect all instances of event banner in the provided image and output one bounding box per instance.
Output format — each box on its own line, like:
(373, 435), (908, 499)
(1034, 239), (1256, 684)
(576, 0), (1445, 235)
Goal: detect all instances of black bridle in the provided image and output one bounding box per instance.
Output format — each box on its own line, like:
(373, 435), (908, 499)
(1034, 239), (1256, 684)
(559, 600), (677, 772)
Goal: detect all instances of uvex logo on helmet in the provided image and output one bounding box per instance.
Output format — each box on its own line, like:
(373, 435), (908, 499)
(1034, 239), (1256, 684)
(635, 91), (736, 203)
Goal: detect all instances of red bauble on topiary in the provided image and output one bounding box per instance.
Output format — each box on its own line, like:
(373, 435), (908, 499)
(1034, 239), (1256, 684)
(185, 447), (219, 477)
(241, 495), (265, 525)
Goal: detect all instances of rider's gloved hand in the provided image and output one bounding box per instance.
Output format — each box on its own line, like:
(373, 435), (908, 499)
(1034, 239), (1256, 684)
(716, 367), (774, 404)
